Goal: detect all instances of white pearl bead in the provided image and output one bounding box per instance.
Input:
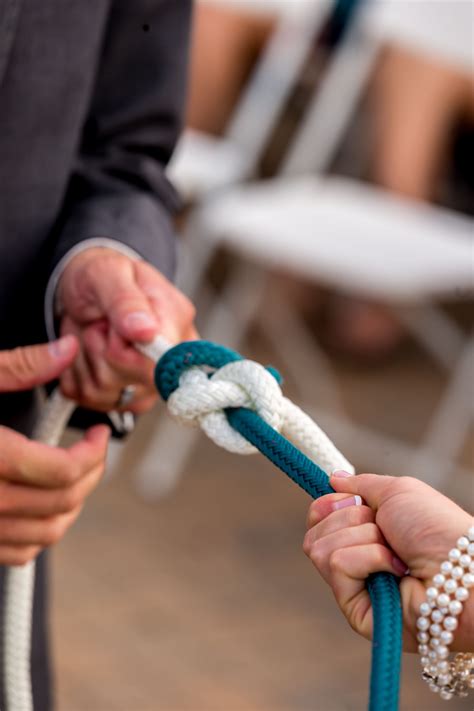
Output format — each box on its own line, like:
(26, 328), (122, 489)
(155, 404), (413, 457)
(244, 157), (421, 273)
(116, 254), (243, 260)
(429, 682), (440, 693)
(431, 609), (444, 623)
(428, 650), (437, 661)
(467, 525), (474, 542)
(440, 560), (453, 575)
(436, 645), (449, 659)
(418, 644), (429, 655)
(417, 631), (429, 643)
(440, 631), (453, 645)
(437, 593), (450, 608)
(440, 689), (453, 700)
(426, 586), (438, 600)
(451, 565), (464, 580)
(443, 578), (458, 594)
(437, 673), (451, 686)
(443, 616), (458, 631)
(448, 599), (463, 616)
(430, 637), (440, 648)
(433, 573), (445, 588)
(468, 542), (474, 556)
(462, 572), (474, 588)
(457, 536), (469, 550)
(419, 602), (431, 616)
(460, 553), (471, 568)
(430, 623), (441, 637)
(455, 585), (468, 601)
(448, 548), (461, 562)
(417, 616), (430, 630)
(437, 659), (449, 672)
(420, 655), (430, 666)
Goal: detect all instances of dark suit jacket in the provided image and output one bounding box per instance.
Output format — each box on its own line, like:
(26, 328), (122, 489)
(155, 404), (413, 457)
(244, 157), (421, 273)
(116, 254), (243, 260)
(0, 3), (191, 709)
(0, 0), (191, 428)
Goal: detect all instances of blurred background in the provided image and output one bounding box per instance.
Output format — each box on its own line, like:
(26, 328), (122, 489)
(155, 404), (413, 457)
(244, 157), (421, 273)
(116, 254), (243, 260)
(53, 1), (473, 709)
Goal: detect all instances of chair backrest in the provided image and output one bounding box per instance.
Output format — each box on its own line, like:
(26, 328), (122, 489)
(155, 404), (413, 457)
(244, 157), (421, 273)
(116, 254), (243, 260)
(224, 1), (333, 164)
(280, 6), (378, 176)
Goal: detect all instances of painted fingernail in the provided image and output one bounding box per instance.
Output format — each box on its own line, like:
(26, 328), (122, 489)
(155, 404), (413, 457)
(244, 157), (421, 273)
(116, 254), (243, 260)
(392, 556), (410, 576)
(48, 335), (75, 358)
(331, 495), (362, 511)
(124, 312), (157, 330)
(331, 469), (354, 478)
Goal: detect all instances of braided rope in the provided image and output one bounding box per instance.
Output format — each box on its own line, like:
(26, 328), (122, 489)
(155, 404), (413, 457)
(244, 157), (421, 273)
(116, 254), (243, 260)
(6, 336), (402, 711)
(156, 341), (403, 711)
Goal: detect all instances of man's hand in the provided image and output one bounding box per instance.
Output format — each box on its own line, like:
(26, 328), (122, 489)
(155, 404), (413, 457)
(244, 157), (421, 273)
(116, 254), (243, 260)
(58, 248), (197, 413)
(0, 337), (109, 565)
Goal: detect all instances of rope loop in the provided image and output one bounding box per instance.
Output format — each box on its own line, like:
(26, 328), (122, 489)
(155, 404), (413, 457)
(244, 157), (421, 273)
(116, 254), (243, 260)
(168, 360), (285, 453)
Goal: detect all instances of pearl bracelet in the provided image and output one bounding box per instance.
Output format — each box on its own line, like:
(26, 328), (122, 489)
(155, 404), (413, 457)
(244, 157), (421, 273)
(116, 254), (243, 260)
(417, 524), (474, 700)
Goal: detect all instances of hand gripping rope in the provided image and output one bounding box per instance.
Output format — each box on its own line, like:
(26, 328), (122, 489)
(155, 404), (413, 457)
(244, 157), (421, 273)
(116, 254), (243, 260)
(4, 337), (402, 711)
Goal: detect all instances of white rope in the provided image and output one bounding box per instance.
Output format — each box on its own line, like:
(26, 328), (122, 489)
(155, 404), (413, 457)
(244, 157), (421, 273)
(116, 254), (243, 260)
(4, 336), (352, 711)
(167, 359), (354, 473)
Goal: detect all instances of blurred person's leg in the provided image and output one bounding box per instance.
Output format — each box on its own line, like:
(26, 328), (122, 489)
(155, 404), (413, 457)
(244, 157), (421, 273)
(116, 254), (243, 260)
(326, 46), (473, 360)
(372, 44), (472, 201)
(186, 2), (274, 134)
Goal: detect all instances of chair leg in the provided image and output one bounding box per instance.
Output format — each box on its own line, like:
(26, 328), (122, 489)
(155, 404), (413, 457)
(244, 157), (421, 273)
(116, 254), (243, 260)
(410, 334), (474, 489)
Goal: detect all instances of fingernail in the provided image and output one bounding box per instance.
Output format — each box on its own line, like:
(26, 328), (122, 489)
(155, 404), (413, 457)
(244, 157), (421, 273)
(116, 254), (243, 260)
(48, 335), (75, 358)
(392, 556), (410, 576)
(124, 312), (157, 330)
(331, 469), (354, 478)
(331, 495), (362, 511)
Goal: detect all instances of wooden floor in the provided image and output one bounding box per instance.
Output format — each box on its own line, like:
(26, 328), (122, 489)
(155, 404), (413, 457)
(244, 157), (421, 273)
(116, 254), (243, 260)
(51, 337), (473, 711)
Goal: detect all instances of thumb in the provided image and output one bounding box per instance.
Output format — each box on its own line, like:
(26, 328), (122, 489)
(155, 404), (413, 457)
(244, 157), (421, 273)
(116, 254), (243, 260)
(0, 335), (78, 392)
(329, 472), (396, 511)
(93, 262), (158, 342)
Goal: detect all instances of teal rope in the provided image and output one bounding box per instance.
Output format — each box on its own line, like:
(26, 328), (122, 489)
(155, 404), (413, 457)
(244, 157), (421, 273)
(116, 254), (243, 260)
(156, 341), (403, 711)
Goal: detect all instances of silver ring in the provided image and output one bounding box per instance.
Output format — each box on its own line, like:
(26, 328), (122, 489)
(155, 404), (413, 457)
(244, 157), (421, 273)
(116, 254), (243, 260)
(117, 385), (136, 408)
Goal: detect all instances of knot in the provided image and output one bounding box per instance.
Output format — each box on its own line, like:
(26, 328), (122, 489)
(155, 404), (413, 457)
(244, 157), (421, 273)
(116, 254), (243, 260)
(167, 360), (284, 453)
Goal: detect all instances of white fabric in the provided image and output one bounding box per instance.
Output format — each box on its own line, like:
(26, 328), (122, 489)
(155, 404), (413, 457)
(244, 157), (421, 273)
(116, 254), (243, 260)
(364, 0), (474, 72)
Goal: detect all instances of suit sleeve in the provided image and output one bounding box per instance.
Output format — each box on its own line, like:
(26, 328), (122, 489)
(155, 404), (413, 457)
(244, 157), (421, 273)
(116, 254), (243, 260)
(49, 0), (192, 279)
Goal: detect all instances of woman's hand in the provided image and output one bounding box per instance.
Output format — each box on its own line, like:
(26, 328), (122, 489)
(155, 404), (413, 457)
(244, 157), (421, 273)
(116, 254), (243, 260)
(0, 337), (110, 565)
(303, 472), (473, 651)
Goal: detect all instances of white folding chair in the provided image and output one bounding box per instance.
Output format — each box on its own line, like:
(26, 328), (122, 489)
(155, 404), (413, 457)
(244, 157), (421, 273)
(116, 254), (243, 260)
(166, 1), (332, 202)
(134, 2), (474, 498)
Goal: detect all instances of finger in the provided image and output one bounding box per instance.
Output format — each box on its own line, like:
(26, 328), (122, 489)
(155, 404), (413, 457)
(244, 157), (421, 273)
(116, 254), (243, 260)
(0, 463), (104, 517)
(306, 523), (386, 583)
(303, 504), (375, 553)
(329, 543), (409, 640)
(69, 342), (124, 411)
(126, 393), (158, 415)
(329, 472), (397, 511)
(91, 259), (159, 342)
(306, 494), (365, 528)
(0, 424), (109, 488)
(0, 545), (42, 567)
(136, 262), (196, 344)
(105, 329), (155, 386)
(0, 336), (78, 392)
(0, 507), (81, 546)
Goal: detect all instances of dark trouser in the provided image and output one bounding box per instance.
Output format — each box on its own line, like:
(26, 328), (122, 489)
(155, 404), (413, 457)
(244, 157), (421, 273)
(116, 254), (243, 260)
(0, 391), (53, 710)
(0, 553), (52, 711)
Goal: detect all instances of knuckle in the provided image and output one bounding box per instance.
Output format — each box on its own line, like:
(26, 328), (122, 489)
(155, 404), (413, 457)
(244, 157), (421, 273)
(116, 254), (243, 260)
(43, 519), (64, 546)
(309, 540), (326, 568)
(60, 488), (81, 513)
(328, 548), (346, 574)
(302, 531), (313, 556)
